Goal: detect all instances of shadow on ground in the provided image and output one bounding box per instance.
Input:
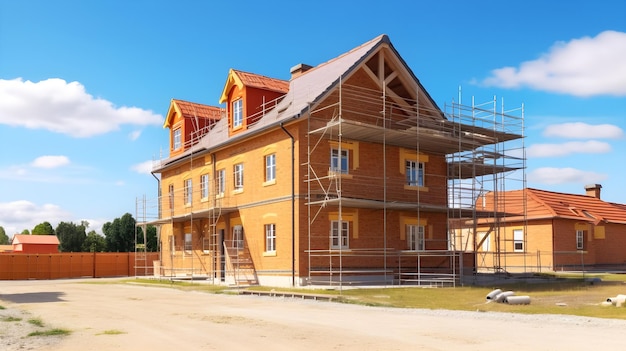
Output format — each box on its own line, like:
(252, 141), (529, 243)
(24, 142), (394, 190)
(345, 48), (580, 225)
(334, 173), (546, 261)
(0, 292), (65, 303)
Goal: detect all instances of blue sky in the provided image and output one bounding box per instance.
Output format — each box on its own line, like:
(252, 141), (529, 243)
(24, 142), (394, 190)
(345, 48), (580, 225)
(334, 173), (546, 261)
(1, 0), (625, 235)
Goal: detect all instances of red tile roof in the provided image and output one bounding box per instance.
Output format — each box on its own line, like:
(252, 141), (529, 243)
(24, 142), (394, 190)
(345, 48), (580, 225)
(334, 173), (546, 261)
(232, 70), (289, 94)
(12, 234), (60, 245)
(172, 99), (224, 120)
(481, 188), (626, 224)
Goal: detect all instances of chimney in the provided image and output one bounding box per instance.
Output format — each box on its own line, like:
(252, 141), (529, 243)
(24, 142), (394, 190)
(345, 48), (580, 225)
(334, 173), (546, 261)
(290, 63), (313, 79)
(584, 184), (602, 199)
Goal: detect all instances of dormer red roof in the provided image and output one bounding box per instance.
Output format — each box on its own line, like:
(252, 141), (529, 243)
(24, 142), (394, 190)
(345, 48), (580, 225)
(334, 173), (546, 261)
(163, 99), (224, 129)
(219, 69), (289, 104)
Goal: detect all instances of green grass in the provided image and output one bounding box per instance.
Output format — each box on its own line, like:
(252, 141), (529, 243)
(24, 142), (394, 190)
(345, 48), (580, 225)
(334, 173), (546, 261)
(27, 328), (71, 337)
(0, 305), (5, 310)
(97, 329), (126, 335)
(28, 318), (44, 327)
(119, 274), (626, 320)
(2, 316), (22, 322)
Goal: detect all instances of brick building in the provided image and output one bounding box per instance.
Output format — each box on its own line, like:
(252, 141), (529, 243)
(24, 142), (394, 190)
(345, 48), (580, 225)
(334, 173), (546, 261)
(140, 34), (523, 286)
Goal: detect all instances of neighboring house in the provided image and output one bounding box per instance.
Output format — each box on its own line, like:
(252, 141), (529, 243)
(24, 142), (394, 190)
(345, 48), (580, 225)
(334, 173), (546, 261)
(0, 245), (13, 253)
(11, 234), (60, 254)
(456, 184), (626, 272)
(141, 34), (522, 286)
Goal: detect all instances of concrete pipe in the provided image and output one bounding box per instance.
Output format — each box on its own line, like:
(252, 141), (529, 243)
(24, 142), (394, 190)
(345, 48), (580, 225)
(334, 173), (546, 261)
(505, 295), (531, 305)
(494, 291), (515, 303)
(486, 289), (502, 301)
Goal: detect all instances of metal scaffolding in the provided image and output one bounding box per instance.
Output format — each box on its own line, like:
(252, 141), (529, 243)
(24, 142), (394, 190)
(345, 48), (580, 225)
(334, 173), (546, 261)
(305, 79), (525, 286)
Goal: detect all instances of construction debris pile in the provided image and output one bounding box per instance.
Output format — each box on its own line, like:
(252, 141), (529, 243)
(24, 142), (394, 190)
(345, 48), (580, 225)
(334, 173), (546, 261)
(486, 288), (531, 305)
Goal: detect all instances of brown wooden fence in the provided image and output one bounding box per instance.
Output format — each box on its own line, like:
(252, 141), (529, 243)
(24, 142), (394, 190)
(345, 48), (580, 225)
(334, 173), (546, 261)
(0, 252), (159, 280)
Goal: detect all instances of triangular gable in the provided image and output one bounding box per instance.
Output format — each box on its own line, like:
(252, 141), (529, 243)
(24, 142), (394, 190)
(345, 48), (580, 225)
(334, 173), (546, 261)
(218, 69), (289, 104)
(163, 99), (223, 129)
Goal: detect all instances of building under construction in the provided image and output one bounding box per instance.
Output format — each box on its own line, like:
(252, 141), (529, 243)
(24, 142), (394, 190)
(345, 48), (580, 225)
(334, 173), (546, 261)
(135, 34), (525, 287)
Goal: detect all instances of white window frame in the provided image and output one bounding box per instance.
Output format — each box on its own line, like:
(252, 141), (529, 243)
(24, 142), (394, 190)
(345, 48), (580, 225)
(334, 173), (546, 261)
(216, 169), (225, 196)
(330, 148), (349, 174)
(169, 235), (176, 255)
(479, 231), (491, 252)
(407, 225), (425, 251)
(265, 154), (276, 182)
(265, 224), (276, 252)
(330, 220), (349, 249)
(576, 230), (584, 250)
(233, 225), (244, 249)
(184, 233), (192, 254)
(234, 163), (244, 190)
(184, 178), (192, 205)
(406, 160), (424, 187)
(168, 184), (174, 210)
(233, 99), (243, 128)
(513, 229), (524, 252)
(200, 174), (209, 200)
(173, 128), (182, 150)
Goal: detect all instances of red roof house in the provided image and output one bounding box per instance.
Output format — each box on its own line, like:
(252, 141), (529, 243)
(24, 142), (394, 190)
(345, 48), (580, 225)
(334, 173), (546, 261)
(11, 234), (60, 254)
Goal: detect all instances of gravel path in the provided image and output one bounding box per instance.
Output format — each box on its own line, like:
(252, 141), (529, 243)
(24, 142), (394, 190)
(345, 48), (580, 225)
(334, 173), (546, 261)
(1, 278), (625, 350)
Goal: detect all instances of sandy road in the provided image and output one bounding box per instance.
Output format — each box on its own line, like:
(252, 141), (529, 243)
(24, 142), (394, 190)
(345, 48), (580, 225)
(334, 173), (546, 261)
(1, 278), (625, 350)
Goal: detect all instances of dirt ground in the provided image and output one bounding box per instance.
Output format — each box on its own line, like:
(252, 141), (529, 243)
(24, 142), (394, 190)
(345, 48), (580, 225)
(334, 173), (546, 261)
(1, 278), (625, 351)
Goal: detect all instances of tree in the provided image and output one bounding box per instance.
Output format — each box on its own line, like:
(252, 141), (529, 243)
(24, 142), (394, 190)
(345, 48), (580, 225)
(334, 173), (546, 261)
(21, 229), (30, 234)
(136, 224), (158, 252)
(32, 221), (55, 235)
(56, 221), (87, 252)
(0, 226), (8, 245)
(82, 230), (107, 252)
(103, 213), (136, 252)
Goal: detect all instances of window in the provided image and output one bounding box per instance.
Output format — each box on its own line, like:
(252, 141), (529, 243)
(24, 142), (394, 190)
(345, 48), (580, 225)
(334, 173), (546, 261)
(173, 128), (182, 150)
(576, 230), (585, 250)
(265, 224), (276, 252)
(233, 225), (244, 249)
(330, 148), (348, 174)
(330, 220), (349, 249)
(513, 229), (524, 252)
(184, 233), (192, 254)
(407, 225), (425, 251)
(265, 154), (276, 182)
(479, 232), (491, 252)
(233, 99), (243, 128)
(168, 184), (174, 210)
(406, 160), (424, 186)
(234, 163), (244, 190)
(169, 235), (176, 255)
(200, 174), (209, 200)
(216, 169), (225, 196)
(184, 178), (192, 205)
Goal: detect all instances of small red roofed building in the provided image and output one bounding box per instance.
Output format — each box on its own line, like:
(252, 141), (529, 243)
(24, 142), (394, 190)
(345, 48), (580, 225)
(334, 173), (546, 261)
(11, 234), (60, 254)
(455, 184), (626, 272)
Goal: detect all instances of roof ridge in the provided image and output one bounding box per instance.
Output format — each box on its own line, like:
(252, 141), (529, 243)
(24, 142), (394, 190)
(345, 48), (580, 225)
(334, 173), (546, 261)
(293, 34), (388, 79)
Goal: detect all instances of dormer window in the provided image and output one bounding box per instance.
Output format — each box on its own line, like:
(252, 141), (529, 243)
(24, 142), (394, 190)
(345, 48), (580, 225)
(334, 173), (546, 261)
(173, 128), (182, 150)
(233, 99), (243, 128)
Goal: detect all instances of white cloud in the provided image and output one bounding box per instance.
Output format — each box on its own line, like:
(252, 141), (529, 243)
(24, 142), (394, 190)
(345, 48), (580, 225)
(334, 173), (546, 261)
(543, 122), (624, 139)
(131, 160), (155, 175)
(0, 200), (73, 235)
(129, 130), (142, 141)
(528, 167), (607, 185)
(31, 155), (71, 169)
(0, 78), (163, 137)
(482, 30), (626, 97)
(527, 140), (611, 158)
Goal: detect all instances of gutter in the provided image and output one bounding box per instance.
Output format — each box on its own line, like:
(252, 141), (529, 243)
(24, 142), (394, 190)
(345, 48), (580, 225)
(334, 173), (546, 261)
(280, 121), (296, 287)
